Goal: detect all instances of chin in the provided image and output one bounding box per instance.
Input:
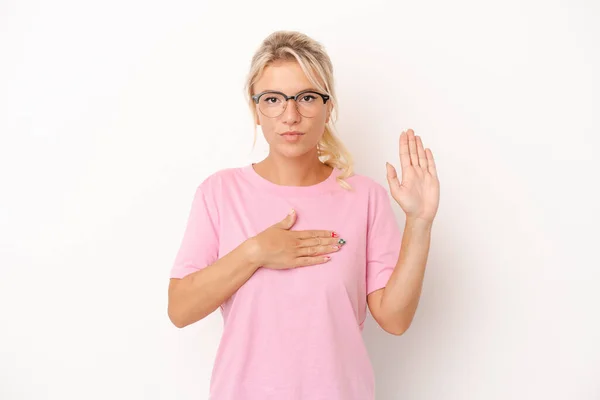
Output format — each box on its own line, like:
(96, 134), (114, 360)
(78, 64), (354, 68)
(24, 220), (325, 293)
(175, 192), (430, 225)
(278, 147), (311, 158)
(274, 143), (316, 159)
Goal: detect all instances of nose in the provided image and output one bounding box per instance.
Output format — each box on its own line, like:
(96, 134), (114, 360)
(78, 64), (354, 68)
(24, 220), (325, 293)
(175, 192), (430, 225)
(281, 98), (301, 125)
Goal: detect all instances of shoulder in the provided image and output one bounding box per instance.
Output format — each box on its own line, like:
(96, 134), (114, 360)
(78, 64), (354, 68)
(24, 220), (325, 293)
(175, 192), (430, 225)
(345, 171), (398, 226)
(195, 166), (244, 194)
(344, 170), (390, 198)
(189, 167), (243, 223)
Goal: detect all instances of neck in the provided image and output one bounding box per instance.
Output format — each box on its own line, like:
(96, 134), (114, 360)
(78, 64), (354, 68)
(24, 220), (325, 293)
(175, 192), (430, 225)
(254, 150), (332, 187)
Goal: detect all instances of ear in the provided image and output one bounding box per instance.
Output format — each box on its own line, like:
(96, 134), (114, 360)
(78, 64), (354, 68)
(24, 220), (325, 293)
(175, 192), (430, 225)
(325, 102), (332, 124)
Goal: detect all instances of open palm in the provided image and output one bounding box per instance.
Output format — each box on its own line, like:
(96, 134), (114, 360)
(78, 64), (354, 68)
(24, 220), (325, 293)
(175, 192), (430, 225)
(386, 129), (440, 223)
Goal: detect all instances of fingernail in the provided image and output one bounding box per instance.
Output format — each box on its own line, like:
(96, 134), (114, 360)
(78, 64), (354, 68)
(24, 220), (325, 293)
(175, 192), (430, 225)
(289, 208), (295, 215)
(331, 231), (339, 237)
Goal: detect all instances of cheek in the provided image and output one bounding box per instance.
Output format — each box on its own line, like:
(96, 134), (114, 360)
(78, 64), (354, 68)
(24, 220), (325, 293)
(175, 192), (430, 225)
(309, 118), (328, 137)
(258, 116), (275, 132)
(258, 120), (276, 138)
(313, 112), (328, 128)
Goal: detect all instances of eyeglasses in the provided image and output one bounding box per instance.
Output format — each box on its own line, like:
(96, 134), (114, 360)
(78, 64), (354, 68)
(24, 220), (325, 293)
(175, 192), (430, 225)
(252, 89), (330, 118)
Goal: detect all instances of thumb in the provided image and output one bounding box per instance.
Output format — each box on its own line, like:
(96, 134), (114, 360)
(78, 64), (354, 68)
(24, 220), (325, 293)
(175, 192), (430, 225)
(276, 208), (297, 230)
(386, 162), (400, 188)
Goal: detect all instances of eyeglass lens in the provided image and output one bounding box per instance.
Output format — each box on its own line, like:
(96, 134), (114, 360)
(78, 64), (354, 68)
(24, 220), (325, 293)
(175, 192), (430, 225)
(258, 91), (324, 118)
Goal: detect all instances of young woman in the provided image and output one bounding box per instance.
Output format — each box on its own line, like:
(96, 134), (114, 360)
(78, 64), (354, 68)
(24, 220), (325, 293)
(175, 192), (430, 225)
(167, 30), (440, 400)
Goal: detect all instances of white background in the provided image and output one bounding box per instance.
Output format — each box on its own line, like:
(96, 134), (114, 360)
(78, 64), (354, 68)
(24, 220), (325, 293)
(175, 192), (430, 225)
(1, 0), (599, 399)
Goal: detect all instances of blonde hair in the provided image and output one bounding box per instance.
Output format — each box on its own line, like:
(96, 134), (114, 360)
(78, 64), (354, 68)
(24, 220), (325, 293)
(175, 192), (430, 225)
(243, 30), (354, 190)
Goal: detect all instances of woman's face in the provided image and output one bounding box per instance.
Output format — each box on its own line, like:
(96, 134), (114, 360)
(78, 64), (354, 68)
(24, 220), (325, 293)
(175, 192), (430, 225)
(252, 60), (331, 159)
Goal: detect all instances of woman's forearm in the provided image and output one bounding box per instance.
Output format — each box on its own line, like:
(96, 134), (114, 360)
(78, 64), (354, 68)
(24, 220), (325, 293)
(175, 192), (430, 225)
(168, 240), (260, 328)
(380, 217), (432, 332)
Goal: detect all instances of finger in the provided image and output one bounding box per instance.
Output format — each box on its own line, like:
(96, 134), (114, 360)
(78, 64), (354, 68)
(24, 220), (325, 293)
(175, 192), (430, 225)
(386, 162), (400, 188)
(407, 129), (418, 166)
(295, 230), (338, 239)
(299, 237), (343, 248)
(276, 208), (297, 229)
(399, 130), (411, 170)
(297, 244), (341, 257)
(416, 136), (428, 170)
(425, 148), (438, 178)
(293, 255), (332, 268)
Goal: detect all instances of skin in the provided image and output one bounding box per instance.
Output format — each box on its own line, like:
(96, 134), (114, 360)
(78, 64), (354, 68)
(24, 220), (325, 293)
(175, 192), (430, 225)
(169, 59), (441, 336)
(252, 60), (441, 336)
(251, 59), (334, 187)
(167, 61), (338, 328)
(368, 129), (440, 335)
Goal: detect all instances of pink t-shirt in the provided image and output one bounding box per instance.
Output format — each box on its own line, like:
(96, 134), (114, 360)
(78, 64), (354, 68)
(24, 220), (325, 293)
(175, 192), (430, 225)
(170, 163), (402, 400)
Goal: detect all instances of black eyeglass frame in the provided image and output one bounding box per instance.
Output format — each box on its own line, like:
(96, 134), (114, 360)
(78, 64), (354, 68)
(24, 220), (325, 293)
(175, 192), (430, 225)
(251, 89), (330, 118)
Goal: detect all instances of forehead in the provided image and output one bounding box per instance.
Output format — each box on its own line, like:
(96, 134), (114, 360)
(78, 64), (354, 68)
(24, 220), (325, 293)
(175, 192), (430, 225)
(253, 60), (322, 94)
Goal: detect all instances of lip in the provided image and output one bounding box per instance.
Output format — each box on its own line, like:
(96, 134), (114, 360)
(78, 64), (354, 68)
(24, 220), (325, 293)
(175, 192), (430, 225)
(280, 131), (304, 136)
(280, 131), (304, 143)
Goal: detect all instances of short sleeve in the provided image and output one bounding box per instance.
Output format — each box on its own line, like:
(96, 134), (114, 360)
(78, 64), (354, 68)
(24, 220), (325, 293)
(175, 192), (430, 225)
(169, 183), (220, 279)
(366, 185), (403, 295)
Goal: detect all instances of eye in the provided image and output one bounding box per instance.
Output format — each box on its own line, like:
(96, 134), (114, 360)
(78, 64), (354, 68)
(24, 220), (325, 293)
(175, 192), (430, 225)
(299, 94), (317, 103)
(264, 97), (280, 104)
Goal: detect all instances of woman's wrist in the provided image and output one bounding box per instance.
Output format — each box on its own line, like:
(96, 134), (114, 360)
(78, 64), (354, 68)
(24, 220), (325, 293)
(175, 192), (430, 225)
(241, 237), (263, 271)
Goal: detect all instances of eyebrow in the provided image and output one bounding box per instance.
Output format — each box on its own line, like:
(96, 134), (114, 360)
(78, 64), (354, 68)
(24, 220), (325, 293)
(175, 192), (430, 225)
(259, 88), (320, 94)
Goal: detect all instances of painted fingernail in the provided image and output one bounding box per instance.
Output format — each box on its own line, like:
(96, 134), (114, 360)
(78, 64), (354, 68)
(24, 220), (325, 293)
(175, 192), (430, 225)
(324, 256), (331, 261)
(338, 238), (346, 245)
(331, 231), (339, 237)
(332, 245), (341, 250)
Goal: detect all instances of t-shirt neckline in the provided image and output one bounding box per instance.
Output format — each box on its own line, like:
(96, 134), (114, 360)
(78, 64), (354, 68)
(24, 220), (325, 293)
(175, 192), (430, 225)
(241, 163), (341, 196)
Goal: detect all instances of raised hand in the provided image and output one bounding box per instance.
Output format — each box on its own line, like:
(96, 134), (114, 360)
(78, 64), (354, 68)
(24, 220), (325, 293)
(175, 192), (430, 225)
(385, 129), (440, 224)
